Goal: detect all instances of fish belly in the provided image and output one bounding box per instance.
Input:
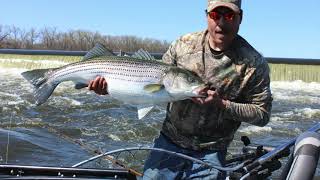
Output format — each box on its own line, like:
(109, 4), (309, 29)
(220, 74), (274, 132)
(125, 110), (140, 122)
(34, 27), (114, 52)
(107, 79), (171, 105)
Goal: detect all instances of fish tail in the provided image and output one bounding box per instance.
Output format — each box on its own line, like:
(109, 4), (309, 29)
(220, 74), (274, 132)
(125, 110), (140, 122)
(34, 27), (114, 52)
(21, 68), (58, 105)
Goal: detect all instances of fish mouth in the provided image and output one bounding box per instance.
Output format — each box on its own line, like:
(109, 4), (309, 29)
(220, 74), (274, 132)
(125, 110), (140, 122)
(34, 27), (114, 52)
(191, 84), (208, 98)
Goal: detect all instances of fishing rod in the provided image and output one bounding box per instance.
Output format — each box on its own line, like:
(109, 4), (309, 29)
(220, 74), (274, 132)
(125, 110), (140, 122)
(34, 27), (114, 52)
(72, 147), (245, 172)
(240, 122), (320, 180)
(5, 114), (13, 164)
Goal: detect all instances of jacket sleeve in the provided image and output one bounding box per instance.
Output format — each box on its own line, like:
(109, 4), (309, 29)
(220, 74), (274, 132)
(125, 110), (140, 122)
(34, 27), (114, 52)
(224, 58), (273, 126)
(162, 40), (178, 65)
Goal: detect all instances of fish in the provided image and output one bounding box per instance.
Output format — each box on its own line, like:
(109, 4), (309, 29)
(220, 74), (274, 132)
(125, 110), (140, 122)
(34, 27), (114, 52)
(21, 43), (206, 119)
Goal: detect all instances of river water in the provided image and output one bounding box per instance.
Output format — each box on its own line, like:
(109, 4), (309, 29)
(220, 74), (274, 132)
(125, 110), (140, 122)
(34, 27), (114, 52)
(0, 59), (320, 178)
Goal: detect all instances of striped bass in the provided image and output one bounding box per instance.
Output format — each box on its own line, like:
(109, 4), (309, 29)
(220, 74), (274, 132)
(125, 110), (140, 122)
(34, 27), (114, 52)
(21, 43), (206, 119)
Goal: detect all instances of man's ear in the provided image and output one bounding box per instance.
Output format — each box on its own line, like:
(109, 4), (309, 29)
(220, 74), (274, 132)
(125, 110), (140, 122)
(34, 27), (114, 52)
(205, 9), (208, 17)
(239, 9), (243, 24)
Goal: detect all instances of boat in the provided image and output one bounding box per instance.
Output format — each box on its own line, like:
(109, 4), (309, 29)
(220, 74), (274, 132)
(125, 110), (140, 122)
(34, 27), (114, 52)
(1, 122), (319, 180)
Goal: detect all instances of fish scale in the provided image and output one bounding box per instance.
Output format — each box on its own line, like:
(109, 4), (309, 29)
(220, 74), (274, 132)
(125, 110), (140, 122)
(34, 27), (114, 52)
(52, 60), (167, 83)
(57, 58), (166, 73)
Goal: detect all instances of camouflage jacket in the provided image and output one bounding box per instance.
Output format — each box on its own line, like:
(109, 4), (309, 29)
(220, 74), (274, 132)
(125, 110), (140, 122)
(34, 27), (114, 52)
(161, 30), (272, 151)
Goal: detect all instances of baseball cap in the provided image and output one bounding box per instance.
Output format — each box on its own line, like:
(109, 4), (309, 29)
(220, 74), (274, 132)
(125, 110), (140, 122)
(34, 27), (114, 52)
(207, 0), (241, 13)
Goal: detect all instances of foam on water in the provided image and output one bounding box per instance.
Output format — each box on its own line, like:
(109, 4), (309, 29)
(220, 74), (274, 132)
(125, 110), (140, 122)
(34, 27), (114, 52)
(0, 92), (20, 98)
(293, 107), (320, 118)
(0, 93), (27, 108)
(271, 81), (319, 101)
(0, 58), (68, 66)
(58, 97), (83, 106)
(271, 107), (320, 122)
(238, 125), (272, 134)
(0, 66), (86, 108)
(271, 80), (320, 93)
(271, 81), (320, 103)
(271, 81), (320, 125)
(108, 134), (121, 141)
(0, 67), (28, 74)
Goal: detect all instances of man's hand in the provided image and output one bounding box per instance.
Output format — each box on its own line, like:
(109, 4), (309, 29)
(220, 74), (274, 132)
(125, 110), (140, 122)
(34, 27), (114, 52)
(191, 89), (229, 109)
(88, 76), (108, 95)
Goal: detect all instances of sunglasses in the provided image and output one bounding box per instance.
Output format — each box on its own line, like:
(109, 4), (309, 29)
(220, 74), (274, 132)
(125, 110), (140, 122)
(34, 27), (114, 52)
(207, 11), (237, 22)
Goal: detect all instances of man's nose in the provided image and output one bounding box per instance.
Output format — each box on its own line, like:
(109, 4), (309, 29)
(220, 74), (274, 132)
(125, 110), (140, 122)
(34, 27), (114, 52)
(217, 17), (228, 26)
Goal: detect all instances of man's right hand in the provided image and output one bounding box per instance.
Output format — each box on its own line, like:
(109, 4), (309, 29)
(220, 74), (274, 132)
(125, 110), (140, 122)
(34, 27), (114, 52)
(191, 89), (229, 109)
(88, 76), (108, 95)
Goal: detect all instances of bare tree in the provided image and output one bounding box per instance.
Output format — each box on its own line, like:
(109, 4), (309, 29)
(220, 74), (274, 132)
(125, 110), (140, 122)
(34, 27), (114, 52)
(0, 24), (170, 53)
(25, 28), (39, 49)
(0, 25), (9, 48)
(40, 26), (58, 49)
(7, 25), (23, 48)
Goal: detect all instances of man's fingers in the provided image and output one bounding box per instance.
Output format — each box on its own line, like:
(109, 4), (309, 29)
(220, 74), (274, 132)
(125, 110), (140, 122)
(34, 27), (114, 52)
(197, 87), (210, 96)
(87, 76), (108, 95)
(192, 97), (204, 104)
(91, 76), (100, 90)
(191, 90), (218, 104)
(99, 77), (107, 95)
(98, 77), (104, 93)
(102, 80), (108, 95)
(203, 96), (214, 104)
(207, 90), (217, 96)
(88, 80), (94, 90)
(191, 98), (198, 104)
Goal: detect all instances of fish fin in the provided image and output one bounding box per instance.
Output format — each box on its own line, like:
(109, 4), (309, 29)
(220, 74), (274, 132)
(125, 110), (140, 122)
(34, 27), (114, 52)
(82, 43), (115, 61)
(143, 84), (164, 93)
(21, 68), (57, 87)
(137, 105), (154, 119)
(74, 83), (88, 89)
(21, 69), (58, 105)
(33, 82), (57, 105)
(132, 49), (155, 60)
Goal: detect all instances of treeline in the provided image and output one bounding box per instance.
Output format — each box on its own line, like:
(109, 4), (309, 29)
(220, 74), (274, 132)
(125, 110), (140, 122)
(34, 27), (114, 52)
(0, 25), (170, 53)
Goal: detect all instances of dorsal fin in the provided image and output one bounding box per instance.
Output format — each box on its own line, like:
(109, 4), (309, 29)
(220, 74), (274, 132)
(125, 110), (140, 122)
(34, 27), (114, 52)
(82, 43), (115, 61)
(132, 49), (155, 60)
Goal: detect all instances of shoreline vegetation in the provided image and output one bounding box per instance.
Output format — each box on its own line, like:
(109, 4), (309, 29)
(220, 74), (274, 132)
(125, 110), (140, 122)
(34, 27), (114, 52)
(0, 24), (170, 53)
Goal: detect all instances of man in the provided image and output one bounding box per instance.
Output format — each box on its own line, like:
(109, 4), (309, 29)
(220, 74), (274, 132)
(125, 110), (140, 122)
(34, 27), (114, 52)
(89, 0), (272, 179)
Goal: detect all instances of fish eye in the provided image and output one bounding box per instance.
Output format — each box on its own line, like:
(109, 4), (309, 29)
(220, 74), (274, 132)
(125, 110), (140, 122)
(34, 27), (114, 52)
(187, 76), (195, 83)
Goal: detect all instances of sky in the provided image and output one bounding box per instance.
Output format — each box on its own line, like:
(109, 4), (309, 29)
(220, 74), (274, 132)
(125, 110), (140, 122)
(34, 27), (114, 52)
(1, 0), (320, 59)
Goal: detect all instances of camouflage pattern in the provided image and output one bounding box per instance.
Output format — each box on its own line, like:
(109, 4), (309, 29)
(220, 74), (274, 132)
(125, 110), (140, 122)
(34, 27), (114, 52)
(161, 30), (272, 151)
(207, 0), (242, 13)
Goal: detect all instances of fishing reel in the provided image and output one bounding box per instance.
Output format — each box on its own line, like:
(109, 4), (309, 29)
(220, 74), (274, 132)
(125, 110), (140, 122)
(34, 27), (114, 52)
(226, 136), (289, 180)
